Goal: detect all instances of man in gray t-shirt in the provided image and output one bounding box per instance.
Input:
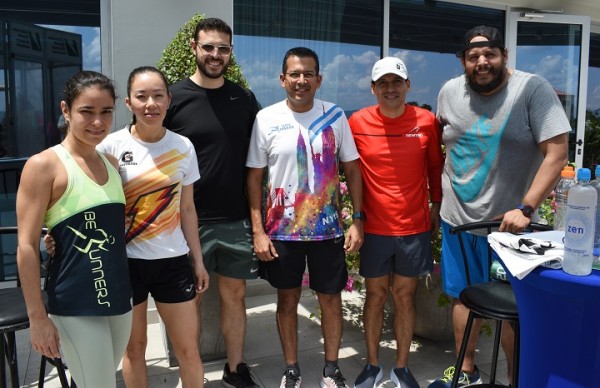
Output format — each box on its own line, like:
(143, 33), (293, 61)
(428, 26), (569, 388)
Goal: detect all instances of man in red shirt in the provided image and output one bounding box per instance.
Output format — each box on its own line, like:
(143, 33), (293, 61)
(348, 57), (443, 388)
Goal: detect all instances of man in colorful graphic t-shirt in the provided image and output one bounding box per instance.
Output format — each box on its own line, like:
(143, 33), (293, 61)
(247, 47), (363, 388)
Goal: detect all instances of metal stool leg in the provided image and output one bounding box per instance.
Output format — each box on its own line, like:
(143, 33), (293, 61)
(489, 319), (503, 383)
(5, 332), (19, 388)
(451, 310), (476, 388)
(54, 358), (72, 387)
(513, 321), (520, 388)
(39, 356), (73, 388)
(38, 355), (47, 387)
(1, 334), (7, 388)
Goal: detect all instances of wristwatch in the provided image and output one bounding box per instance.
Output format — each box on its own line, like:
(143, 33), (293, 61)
(351, 211), (366, 221)
(517, 204), (535, 218)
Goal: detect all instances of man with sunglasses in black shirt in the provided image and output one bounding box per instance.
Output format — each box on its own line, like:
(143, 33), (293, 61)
(164, 17), (260, 388)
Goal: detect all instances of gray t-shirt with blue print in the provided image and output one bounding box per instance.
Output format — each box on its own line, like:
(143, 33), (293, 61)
(437, 70), (570, 226)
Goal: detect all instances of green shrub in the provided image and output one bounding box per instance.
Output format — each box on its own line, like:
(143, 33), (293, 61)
(157, 13), (249, 88)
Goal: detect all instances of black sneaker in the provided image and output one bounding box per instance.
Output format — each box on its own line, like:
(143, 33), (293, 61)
(321, 366), (349, 388)
(280, 367), (302, 388)
(390, 367), (419, 388)
(222, 362), (259, 387)
(354, 364), (383, 388)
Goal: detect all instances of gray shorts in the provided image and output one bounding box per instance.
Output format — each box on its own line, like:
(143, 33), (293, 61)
(359, 232), (433, 278)
(199, 219), (258, 279)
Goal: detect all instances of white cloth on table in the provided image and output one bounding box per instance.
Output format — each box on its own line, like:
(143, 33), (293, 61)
(488, 230), (564, 279)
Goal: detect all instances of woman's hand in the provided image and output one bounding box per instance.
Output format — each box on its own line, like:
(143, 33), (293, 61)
(29, 315), (61, 359)
(43, 234), (56, 256)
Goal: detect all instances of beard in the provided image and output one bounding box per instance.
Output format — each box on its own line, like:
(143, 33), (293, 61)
(466, 63), (506, 94)
(197, 57), (230, 79)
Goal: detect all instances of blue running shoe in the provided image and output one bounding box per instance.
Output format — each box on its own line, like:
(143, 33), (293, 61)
(390, 367), (419, 388)
(354, 364), (383, 388)
(428, 365), (482, 387)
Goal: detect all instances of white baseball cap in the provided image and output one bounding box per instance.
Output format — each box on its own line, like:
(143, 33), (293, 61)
(371, 57), (408, 81)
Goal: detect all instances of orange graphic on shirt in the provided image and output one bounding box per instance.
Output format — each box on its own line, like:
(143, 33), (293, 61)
(123, 150), (186, 242)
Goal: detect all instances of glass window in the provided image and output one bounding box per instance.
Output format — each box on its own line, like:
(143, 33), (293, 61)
(516, 23), (582, 121)
(0, 52), (7, 157)
(14, 60), (44, 157)
(515, 22), (584, 163)
(586, 32), (600, 170)
(389, 0), (504, 111)
(234, 0), (383, 115)
(590, 33), (600, 112)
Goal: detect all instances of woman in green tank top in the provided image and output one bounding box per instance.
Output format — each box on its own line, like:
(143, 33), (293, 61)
(16, 71), (132, 388)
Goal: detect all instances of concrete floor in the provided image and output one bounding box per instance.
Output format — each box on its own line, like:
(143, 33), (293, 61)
(10, 284), (508, 387)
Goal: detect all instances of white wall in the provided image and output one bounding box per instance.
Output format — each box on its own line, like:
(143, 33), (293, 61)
(102, 0), (232, 129)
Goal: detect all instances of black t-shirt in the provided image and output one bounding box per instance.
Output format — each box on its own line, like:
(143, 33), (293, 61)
(164, 78), (259, 223)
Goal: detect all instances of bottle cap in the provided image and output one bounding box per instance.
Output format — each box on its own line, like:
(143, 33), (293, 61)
(561, 165), (575, 178)
(596, 164), (600, 177)
(577, 168), (591, 182)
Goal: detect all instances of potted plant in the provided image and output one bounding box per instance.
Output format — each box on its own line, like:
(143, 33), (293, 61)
(413, 227), (454, 341)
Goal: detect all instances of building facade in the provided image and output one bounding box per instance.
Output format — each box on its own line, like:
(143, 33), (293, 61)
(1, 0), (599, 166)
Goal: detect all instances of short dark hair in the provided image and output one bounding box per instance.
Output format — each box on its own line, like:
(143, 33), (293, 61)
(282, 47), (320, 74)
(194, 17), (232, 44)
(457, 25), (505, 58)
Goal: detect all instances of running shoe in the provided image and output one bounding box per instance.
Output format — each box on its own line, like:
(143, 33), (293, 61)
(427, 365), (482, 387)
(222, 362), (259, 387)
(353, 364), (383, 388)
(321, 366), (350, 388)
(280, 367), (302, 388)
(390, 367), (419, 388)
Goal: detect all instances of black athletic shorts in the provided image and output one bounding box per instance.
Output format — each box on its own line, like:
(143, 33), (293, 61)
(128, 254), (196, 305)
(260, 237), (347, 294)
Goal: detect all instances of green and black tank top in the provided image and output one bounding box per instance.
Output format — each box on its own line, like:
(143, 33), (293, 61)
(44, 145), (132, 316)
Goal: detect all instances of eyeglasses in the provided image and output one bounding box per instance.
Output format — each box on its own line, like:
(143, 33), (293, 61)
(196, 42), (232, 55)
(285, 72), (318, 80)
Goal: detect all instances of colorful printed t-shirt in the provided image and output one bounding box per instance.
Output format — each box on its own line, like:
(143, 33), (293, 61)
(246, 99), (359, 241)
(97, 127), (200, 259)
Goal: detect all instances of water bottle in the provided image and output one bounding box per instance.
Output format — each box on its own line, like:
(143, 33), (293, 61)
(591, 165), (600, 270)
(563, 168), (597, 276)
(554, 165), (576, 231)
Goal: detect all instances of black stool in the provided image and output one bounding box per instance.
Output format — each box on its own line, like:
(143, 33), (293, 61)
(449, 221), (551, 388)
(0, 226), (74, 387)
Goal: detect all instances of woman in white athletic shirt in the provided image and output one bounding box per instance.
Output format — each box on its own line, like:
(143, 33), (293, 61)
(97, 66), (209, 388)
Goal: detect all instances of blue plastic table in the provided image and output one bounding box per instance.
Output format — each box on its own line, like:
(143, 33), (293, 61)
(501, 262), (600, 387)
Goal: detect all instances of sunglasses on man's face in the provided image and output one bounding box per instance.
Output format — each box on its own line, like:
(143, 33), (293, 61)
(196, 42), (232, 56)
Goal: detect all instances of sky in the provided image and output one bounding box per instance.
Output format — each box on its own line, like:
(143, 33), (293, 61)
(45, 25), (600, 114)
